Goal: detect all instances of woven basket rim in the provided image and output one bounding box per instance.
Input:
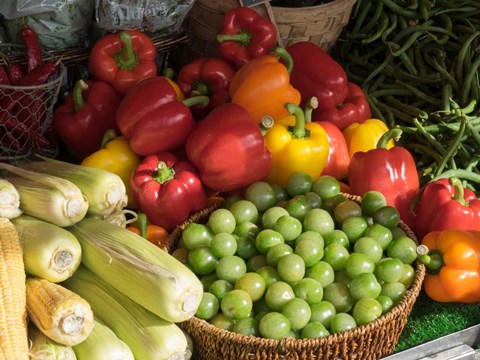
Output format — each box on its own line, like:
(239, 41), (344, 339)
(271, 0), (357, 11)
(170, 193), (426, 351)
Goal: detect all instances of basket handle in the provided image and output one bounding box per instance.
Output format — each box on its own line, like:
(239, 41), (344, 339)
(238, 0), (283, 48)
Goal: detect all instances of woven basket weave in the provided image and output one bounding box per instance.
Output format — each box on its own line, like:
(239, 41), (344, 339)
(167, 195), (426, 360)
(183, 0), (357, 60)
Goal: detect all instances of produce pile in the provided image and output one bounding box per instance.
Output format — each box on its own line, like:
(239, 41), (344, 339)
(1, 1), (480, 359)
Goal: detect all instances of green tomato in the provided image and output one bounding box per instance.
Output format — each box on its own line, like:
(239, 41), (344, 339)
(244, 181), (277, 212)
(277, 253), (306, 284)
(261, 206), (290, 229)
(295, 238), (324, 267)
(195, 292), (219, 320)
(256, 265), (281, 287)
(360, 191), (387, 217)
(187, 247), (218, 275)
(272, 184), (290, 203)
(293, 278), (324, 305)
(387, 236), (418, 264)
(303, 208), (335, 235)
(264, 281), (295, 311)
(322, 194), (348, 212)
(376, 295), (394, 314)
(372, 205), (401, 229)
(207, 208), (237, 234)
(220, 289), (253, 319)
(236, 235), (260, 260)
(352, 298), (382, 325)
(255, 229), (285, 254)
(286, 172), (313, 196)
(323, 229), (350, 248)
(349, 273), (382, 300)
(210, 232), (238, 258)
(215, 255), (247, 284)
(181, 223), (214, 250)
(341, 216), (369, 243)
(309, 301), (336, 328)
(323, 282), (354, 313)
(209, 313), (233, 331)
(281, 298), (312, 330)
(353, 236), (383, 263)
(301, 321), (330, 339)
(381, 282), (407, 305)
(266, 243), (294, 267)
(273, 215), (303, 242)
(209, 279), (234, 301)
(375, 257), (405, 283)
(235, 272), (266, 302)
(232, 317), (259, 336)
(364, 223), (393, 250)
(306, 261), (335, 288)
(334, 199), (363, 224)
(305, 191), (322, 209)
(323, 243), (350, 271)
(259, 312), (291, 339)
(330, 313), (357, 334)
(311, 175), (341, 201)
(228, 199), (259, 224)
(295, 230), (324, 248)
(285, 195), (312, 221)
(345, 253), (375, 279)
(246, 254), (268, 272)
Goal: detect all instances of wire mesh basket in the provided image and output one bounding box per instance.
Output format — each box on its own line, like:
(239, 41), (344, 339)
(0, 44), (65, 163)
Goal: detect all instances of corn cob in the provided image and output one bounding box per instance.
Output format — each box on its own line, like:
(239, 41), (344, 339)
(0, 218), (29, 360)
(25, 277), (94, 346)
(0, 178), (22, 219)
(28, 324), (77, 360)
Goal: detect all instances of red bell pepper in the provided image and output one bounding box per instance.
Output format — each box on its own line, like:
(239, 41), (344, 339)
(216, 6), (277, 69)
(348, 128), (420, 229)
(53, 79), (122, 158)
(287, 41), (348, 111)
(176, 56), (235, 119)
(88, 30), (157, 97)
(116, 76), (209, 156)
(131, 152), (209, 231)
(315, 120), (350, 180)
(313, 82), (371, 131)
(414, 177), (480, 240)
(186, 103), (272, 192)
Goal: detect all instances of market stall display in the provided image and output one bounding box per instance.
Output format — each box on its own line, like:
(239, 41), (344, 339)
(1, 0), (480, 359)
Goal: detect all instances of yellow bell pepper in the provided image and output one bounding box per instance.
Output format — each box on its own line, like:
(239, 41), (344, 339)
(81, 130), (142, 208)
(343, 118), (395, 158)
(263, 98), (329, 187)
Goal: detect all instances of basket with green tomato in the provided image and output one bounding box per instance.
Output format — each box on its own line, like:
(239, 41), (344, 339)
(167, 172), (425, 360)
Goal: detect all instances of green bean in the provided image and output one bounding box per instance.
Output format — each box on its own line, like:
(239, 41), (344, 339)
(431, 169), (480, 184)
(361, 13), (389, 44)
(375, 102), (416, 124)
(351, 0), (374, 34)
(422, 49), (459, 92)
(461, 55), (480, 106)
(369, 88), (413, 98)
(431, 14), (453, 45)
(359, 0), (384, 34)
(406, 143), (444, 164)
(395, 80), (442, 107)
(455, 31), (479, 90)
(418, 0), (430, 21)
(382, 13), (398, 42)
(362, 53), (393, 86)
(434, 112), (467, 176)
(412, 118), (447, 155)
(382, 0), (422, 19)
(385, 95), (429, 119)
(441, 84), (452, 112)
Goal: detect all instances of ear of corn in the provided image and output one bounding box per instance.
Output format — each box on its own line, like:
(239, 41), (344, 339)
(28, 324), (77, 360)
(68, 217), (203, 323)
(0, 218), (29, 360)
(0, 162), (89, 227)
(25, 277), (94, 346)
(21, 156), (127, 216)
(72, 318), (134, 360)
(64, 266), (188, 360)
(0, 178), (22, 219)
(12, 215), (82, 283)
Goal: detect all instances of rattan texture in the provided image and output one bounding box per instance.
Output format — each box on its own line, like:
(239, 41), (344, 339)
(167, 194), (425, 360)
(184, 0), (357, 59)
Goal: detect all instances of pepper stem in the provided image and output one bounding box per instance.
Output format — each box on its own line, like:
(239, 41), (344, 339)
(449, 177), (468, 206)
(260, 116), (275, 135)
(216, 31), (252, 46)
(274, 47), (294, 75)
(182, 95), (210, 108)
(100, 129), (118, 149)
(137, 213), (148, 239)
(162, 67), (175, 79)
(303, 97), (318, 123)
(116, 31), (138, 71)
(191, 82), (210, 97)
(154, 161), (175, 183)
(73, 80), (88, 112)
(416, 245), (443, 274)
(377, 128), (402, 148)
(286, 103), (307, 139)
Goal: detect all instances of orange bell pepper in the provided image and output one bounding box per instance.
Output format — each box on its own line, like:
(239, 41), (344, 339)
(417, 230), (480, 303)
(229, 47), (301, 124)
(127, 213), (170, 249)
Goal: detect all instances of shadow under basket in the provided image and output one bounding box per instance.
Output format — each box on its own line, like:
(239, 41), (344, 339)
(167, 195), (426, 360)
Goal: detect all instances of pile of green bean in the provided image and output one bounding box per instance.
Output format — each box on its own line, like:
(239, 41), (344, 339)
(333, 0), (480, 190)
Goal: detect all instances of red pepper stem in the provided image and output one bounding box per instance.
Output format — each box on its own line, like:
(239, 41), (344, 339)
(416, 245), (443, 273)
(182, 95), (210, 108)
(116, 31), (138, 71)
(449, 177), (467, 205)
(286, 103), (306, 138)
(377, 128), (402, 149)
(303, 97), (319, 123)
(274, 47), (294, 75)
(100, 129), (118, 149)
(137, 213), (148, 239)
(162, 67), (174, 79)
(192, 82), (209, 96)
(216, 31), (252, 46)
(73, 80), (88, 112)
(155, 161), (175, 183)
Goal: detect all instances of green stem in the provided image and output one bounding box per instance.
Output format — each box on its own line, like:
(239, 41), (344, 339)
(182, 95), (210, 108)
(100, 129), (118, 149)
(137, 213), (148, 239)
(274, 47), (294, 75)
(216, 31), (251, 46)
(303, 97), (318, 123)
(162, 67), (174, 79)
(154, 161), (175, 183)
(449, 177), (467, 205)
(116, 31), (138, 71)
(260, 116), (275, 135)
(286, 103), (307, 139)
(416, 245), (443, 274)
(377, 128), (402, 148)
(73, 80), (88, 112)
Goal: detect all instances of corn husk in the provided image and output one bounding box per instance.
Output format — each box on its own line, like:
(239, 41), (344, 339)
(28, 325), (77, 360)
(0, 178), (22, 219)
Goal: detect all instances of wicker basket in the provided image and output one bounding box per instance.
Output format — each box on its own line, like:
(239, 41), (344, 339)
(182, 0), (357, 61)
(167, 195), (425, 360)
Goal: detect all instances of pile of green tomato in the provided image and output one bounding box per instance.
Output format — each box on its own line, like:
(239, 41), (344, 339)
(172, 173), (418, 340)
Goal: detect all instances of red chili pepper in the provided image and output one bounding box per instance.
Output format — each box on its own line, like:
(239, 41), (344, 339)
(6, 64), (24, 85)
(130, 152), (209, 231)
(413, 178), (480, 240)
(186, 103), (272, 192)
(20, 26), (43, 73)
(116, 76), (209, 156)
(53, 79), (122, 158)
(88, 30), (157, 97)
(313, 82), (371, 131)
(216, 6), (277, 69)
(176, 57), (235, 119)
(348, 128), (420, 229)
(0, 66), (11, 85)
(15, 61), (57, 86)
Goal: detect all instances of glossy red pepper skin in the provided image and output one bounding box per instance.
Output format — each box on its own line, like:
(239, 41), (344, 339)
(315, 120), (350, 180)
(53, 80), (122, 158)
(20, 26), (43, 73)
(348, 145), (420, 230)
(313, 82), (371, 131)
(131, 152), (209, 231)
(216, 6), (277, 69)
(88, 30), (157, 97)
(177, 57), (235, 119)
(414, 178), (480, 240)
(287, 41), (348, 111)
(116, 76), (201, 156)
(186, 103), (272, 192)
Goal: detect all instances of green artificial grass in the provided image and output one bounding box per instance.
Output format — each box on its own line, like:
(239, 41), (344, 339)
(394, 290), (480, 352)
